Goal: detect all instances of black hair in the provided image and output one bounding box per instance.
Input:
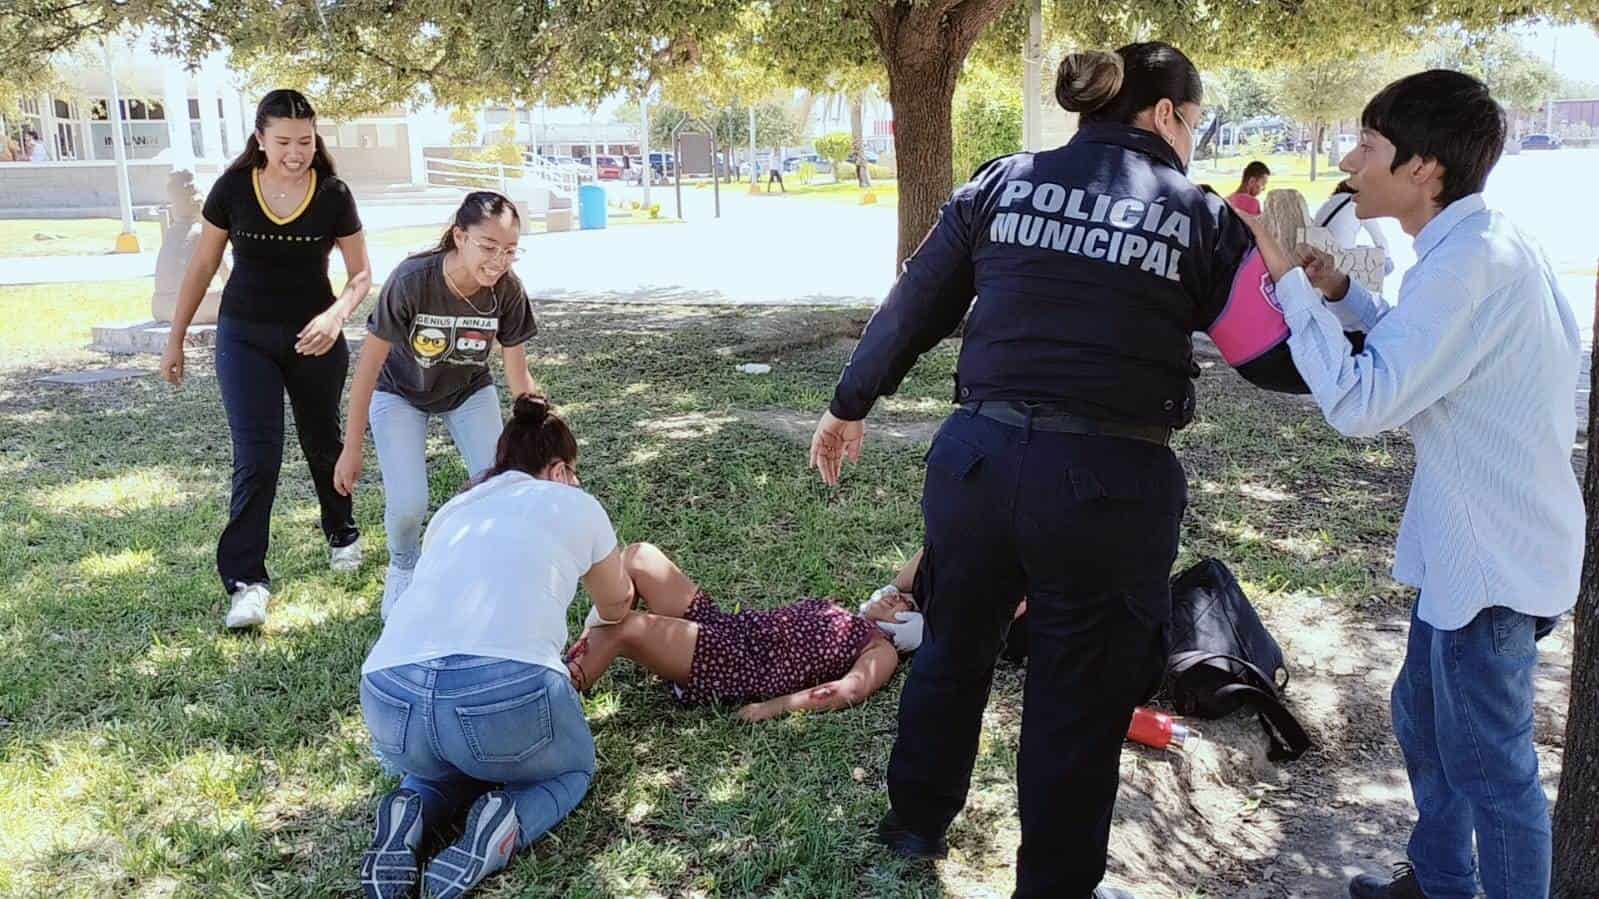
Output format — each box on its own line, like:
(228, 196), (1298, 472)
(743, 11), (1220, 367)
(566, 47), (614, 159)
(1332, 179), (1356, 196)
(1056, 42), (1202, 125)
(426, 191), (522, 256)
(477, 394), (579, 484)
(226, 89), (337, 178)
(1361, 70), (1504, 208)
(1242, 161), (1271, 182)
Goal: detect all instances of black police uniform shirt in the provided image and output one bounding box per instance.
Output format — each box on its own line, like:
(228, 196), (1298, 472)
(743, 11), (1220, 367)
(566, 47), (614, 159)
(831, 123), (1307, 427)
(201, 166), (363, 328)
(367, 251), (538, 414)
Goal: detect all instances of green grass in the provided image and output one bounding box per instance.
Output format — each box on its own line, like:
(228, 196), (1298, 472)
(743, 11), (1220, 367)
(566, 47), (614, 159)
(1192, 152), (1344, 209)
(0, 218), (164, 258)
(0, 285), (1411, 897)
(752, 178), (900, 206)
(0, 278), (153, 368)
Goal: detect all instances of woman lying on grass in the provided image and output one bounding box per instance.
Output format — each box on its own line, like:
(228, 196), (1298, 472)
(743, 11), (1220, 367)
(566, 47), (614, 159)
(564, 542), (926, 721)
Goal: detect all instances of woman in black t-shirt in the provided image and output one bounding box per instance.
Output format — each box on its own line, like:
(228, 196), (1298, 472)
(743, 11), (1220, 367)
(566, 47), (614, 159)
(334, 192), (539, 619)
(158, 89), (372, 630)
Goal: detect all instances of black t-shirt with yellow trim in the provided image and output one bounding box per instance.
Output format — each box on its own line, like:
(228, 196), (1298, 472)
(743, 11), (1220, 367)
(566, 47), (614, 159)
(202, 166), (363, 327)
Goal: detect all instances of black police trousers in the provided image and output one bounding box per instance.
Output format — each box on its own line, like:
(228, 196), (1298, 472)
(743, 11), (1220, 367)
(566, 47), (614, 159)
(214, 316), (360, 594)
(888, 407), (1185, 899)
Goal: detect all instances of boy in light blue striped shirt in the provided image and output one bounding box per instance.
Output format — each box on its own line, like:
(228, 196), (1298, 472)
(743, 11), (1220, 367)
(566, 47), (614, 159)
(1268, 71), (1583, 899)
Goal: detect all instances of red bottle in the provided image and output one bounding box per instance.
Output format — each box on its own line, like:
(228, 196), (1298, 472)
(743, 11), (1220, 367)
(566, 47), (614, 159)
(1127, 706), (1191, 751)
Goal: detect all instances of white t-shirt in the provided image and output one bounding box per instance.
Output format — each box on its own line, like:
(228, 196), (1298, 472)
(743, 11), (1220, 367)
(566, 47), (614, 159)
(1314, 193), (1390, 256)
(362, 471), (618, 677)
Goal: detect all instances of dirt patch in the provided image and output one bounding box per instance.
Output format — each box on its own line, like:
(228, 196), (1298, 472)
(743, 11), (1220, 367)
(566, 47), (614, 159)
(714, 309), (873, 362)
(732, 407), (942, 448)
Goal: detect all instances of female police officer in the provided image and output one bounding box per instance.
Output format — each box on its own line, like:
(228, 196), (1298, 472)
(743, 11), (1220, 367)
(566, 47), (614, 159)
(809, 43), (1305, 899)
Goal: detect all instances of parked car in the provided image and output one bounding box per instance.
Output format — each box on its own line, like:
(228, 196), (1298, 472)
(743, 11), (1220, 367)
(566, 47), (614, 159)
(539, 154), (593, 182)
(845, 149), (880, 165)
(580, 155), (624, 180)
(1521, 133), (1562, 150)
(647, 151), (677, 177)
(783, 153), (832, 173)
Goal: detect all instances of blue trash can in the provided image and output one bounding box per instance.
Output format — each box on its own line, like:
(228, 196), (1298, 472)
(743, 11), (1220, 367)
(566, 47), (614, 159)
(578, 185), (607, 230)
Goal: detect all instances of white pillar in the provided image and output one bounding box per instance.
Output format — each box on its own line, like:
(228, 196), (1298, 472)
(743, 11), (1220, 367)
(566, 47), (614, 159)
(587, 110), (598, 182)
(407, 109), (429, 187)
(38, 92), (59, 160)
(162, 60), (195, 170)
(748, 104), (758, 184)
(195, 59), (225, 161)
(222, 81), (248, 157)
(102, 41), (138, 250)
(640, 94), (652, 207)
(79, 101), (96, 161)
(1021, 0), (1043, 152)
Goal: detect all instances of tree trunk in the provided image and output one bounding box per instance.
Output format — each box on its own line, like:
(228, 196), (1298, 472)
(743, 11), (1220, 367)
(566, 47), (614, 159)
(871, 0), (1011, 266)
(1553, 267), (1599, 898)
(851, 93), (871, 188)
(1310, 122), (1323, 182)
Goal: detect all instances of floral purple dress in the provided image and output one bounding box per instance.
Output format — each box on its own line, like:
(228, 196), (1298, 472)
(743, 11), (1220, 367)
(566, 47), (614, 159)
(672, 591), (883, 706)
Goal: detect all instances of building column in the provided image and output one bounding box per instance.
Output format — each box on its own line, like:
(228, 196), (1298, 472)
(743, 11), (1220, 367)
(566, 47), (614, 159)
(162, 59), (195, 170)
(38, 92), (59, 160)
(195, 56), (225, 161)
(1021, 0), (1042, 152)
(221, 80), (248, 157)
(79, 99), (96, 160)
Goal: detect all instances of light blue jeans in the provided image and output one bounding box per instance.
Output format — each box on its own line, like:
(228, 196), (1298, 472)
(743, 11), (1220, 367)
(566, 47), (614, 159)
(1394, 602), (1560, 899)
(360, 655), (595, 850)
(369, 385), (502, 571)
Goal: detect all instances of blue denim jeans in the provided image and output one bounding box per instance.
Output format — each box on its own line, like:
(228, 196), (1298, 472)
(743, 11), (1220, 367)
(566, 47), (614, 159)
(368, 385), (502, 571)
(1393, 602), (1559, 899)
(360, 655), (595, 850)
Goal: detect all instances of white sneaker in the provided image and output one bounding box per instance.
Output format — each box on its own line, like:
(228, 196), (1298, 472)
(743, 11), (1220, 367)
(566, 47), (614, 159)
(380, 565), (414, 621)
(225, 583), (270, 629)
(331, 538), (364, 573)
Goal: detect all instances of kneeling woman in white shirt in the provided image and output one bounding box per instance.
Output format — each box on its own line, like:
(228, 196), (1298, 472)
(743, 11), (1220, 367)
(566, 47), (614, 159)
(357, 395), (634, 899)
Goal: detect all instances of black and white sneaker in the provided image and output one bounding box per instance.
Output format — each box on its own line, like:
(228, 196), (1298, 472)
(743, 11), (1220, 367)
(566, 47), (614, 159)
(360, 788), (423, 899)
(421, 791), (520, 899)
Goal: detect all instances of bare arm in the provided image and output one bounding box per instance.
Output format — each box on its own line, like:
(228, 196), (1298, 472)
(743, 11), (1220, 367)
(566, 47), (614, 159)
(332, 335), (390, 495)
(331, 230), (373, 320)
(501, 343), (537, 399)
(166, 225), (229, 334)
(581, 546), (638, 624)
(738, 636), (899, 722)
(891, 548), (924, 594)
(296, 230), (373, 356)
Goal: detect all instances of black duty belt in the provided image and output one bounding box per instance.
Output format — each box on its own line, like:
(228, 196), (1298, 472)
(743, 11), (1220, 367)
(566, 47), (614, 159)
(960, 401), (1172, 446)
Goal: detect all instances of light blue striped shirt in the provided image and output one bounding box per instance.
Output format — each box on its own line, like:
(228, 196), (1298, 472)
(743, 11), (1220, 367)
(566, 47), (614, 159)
(1274, 194), (1584, 630)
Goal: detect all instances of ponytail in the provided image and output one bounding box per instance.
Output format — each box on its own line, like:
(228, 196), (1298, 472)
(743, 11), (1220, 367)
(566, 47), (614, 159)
(420, 190), (522, 258)
(225, 89), (338, 177)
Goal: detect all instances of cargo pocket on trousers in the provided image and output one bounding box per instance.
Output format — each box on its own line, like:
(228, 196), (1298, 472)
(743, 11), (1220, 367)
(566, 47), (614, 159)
(457, 687), (555, 764)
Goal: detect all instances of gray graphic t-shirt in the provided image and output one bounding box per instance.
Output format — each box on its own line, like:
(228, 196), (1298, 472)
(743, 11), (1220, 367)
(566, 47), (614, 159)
(369, 252), (537, 414)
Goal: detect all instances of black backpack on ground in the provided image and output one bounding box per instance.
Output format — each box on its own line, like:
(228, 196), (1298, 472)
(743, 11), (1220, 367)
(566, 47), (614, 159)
(1165, 558), (1313, 761)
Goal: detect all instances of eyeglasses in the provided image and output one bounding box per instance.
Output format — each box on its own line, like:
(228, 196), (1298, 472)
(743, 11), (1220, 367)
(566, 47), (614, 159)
(467, 238), (523, 262)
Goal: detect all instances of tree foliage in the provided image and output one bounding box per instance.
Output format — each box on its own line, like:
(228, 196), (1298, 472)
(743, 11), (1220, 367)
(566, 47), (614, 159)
(952, 61), (1022, 182)
(815, 130), (853, 179)
(1425, 28), (1560, 116)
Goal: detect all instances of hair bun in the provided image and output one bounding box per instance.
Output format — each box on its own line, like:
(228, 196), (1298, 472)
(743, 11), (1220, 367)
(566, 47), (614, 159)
(1056, 50), (1124, 114)
(512, 394), (551, 425)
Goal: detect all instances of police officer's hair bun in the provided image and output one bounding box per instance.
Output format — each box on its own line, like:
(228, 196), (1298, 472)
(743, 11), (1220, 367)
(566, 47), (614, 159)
(1056, 51), (1125, 114)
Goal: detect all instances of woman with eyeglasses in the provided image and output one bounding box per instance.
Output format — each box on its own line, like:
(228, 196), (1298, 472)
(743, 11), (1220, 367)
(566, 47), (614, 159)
(335, 192), (538, 617)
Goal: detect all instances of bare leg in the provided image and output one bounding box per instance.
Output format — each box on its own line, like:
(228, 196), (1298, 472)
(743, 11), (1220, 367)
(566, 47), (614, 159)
(569, 611), (698, 692)
(621, 542), (701, 619)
